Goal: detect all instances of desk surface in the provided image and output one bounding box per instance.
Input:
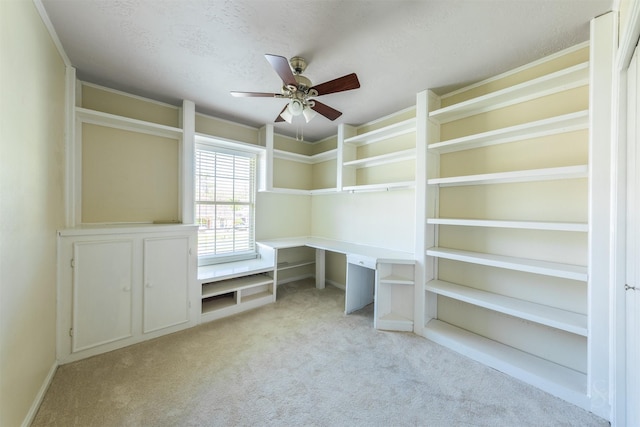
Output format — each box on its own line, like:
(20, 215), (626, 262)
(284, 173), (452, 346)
(258, 236), (415, 264)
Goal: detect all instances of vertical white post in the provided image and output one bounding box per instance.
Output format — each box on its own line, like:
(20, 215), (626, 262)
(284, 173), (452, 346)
(258, 125), (274, 192)
(181, 100), (195, 224)
(611, 2), (640, 423)
(588, 11), (616, 419)
(414, 91), (428, 335)
(337, 123), (356, 190)
(315, 248), (326, 289)
(64, 66), (77, 227)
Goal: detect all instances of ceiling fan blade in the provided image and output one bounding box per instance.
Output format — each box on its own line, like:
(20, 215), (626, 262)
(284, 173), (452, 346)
(265, 54), (297, 87)
(310, 73), (360, 96)
(275, 105), (288, 122)
(311, 100), (342, 121)
(230, 91), (282, 98)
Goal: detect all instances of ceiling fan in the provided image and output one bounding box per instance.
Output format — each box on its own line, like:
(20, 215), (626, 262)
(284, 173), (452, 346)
(230, 54), (360, 124)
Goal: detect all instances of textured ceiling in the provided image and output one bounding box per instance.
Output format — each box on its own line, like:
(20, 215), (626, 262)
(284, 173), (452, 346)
(41, 0), (612, 142)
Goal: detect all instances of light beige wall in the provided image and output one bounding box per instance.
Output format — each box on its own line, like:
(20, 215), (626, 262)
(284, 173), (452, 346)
(255, 192), (311, 239)
(311, 189), (415, 252)
(273, 158), (313, 190)
(81, 83), (179, 127)
(81, 124), (180, 223)
(441, 46), (590, 107)
(311, 160), (336, 190)
(0, 1), (66, 425)
(195, 113), (260, 145)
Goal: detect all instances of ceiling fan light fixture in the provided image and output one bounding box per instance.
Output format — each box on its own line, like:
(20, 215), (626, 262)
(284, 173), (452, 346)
(280, 107), (293, 123)
(288, 99), (304, 116)
(303, 107), (317, 123)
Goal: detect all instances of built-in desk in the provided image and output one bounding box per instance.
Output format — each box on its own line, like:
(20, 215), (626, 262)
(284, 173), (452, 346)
(259, 237), (416, 331)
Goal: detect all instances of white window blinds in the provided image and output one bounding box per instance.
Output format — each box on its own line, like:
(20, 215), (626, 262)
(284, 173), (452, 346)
(195, 144), (256, 263)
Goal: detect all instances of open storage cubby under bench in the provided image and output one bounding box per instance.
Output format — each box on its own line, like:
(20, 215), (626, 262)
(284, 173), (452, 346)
(198, 244), (276, 322)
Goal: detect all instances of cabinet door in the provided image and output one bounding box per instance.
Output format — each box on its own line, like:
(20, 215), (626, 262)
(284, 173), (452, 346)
(73, 240), (134, 352)
(143, 236), (190, 333)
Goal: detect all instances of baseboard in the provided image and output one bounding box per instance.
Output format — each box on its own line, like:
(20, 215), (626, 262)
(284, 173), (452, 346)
(326, 279), (345, 290)
(21, 360), (58, 427)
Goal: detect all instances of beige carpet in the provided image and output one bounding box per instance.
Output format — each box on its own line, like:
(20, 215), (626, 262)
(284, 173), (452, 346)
(32, 279), (608, 426)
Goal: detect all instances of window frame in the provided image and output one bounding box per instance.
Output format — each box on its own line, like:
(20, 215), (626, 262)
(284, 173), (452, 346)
(194, 138), (259, 266)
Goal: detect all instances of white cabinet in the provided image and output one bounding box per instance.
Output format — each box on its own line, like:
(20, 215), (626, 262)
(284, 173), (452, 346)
(72, 240), (134, 353)
(58, 225), (198, 363)
(143, 236), (191, 333)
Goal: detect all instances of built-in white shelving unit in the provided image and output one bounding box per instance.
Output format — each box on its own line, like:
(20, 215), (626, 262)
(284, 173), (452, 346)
(339, 115), (417, 192)
(271, 245), (317, 286)
(201, 274), (274, 316)
(419, 42), (597, 410)
(375, 262), (416, 331)
(198, 244), (276, 323)
(260, 125), (339, 194)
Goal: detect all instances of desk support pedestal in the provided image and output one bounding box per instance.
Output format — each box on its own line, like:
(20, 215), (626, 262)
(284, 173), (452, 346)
(315, 249), (325, 289)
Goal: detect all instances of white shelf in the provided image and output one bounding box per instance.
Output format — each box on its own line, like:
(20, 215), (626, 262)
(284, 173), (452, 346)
(426, 218), (588, 232)
(277, 259), (315, 271)
(201, 294), (237, 313)
(428, 62), (589, 124)
(344, 118), (416, 146)
(262, 187), (338, 195)
(426, 247), (587, 281)
(76, 107), (183, 139)
(201, 274), (273, 298)
(425, 280), (587, 336)
(343, 181), (415, 192)
(343, 148), (416, 169)
(427, 165), (588, 187)
(379, 274), (415, 285)
(423, 319), (588, 407)
(375, 313), (413, 332)
(273, 148), (338, 164)
(428, 110), (589, 153)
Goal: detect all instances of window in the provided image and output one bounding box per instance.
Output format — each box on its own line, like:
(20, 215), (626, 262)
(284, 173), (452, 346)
(195, 142), (256, 265)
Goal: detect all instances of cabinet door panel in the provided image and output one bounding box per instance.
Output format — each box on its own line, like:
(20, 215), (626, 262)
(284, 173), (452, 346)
(143, 237), (190, 333)
(73, 240), (133, 352)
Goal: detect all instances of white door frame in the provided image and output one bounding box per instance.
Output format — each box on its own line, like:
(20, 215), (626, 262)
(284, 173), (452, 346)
(611, 2), (640, 425)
